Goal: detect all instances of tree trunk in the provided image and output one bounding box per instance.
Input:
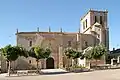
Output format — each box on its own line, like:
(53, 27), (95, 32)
(95, 59), (97, 66)
(36, 60), (39, 74)
(95, 59), (97, 69)
(72, 59), (74, 67)
(72, 59), (76, 67)
(8, 61), (11, 76)
(68, 58), (71, 68)
(67, 58), (70, 69)
(89, 60), (91, 69)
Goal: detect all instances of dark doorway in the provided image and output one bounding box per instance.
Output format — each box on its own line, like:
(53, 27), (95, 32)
(46, 57), (54, 69)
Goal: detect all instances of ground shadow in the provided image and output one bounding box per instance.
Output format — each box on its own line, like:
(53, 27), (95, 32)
(40, 71), (70, 75)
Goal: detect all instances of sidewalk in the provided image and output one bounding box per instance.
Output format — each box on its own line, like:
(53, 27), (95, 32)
(0, 73), (7, 77)
(0, 69), (68, 77)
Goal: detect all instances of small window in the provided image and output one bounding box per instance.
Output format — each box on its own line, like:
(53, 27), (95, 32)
(85, 41), (88, 47)
(29, 60), (31, 64)
(29, 41), (32, 47)
(85, 19), (87, 28)
(98, 34), (100, 38)
(68, 41), (71, 47)
(100, 16), (102, 24)
(95, 16), (97, 23)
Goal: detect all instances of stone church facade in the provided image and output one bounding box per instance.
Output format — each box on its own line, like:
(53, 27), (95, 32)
(0, 9), (109, 71)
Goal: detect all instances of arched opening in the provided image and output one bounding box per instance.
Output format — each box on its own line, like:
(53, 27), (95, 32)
(46, 57), (54, 69)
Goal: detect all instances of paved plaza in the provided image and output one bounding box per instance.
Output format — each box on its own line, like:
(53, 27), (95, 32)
(1, 69), (120, 80)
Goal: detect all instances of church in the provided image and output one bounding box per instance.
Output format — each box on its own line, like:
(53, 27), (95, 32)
(1, 9), (109, 71)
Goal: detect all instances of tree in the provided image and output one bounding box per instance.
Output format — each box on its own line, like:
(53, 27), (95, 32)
(73, 51), (83, 59)
(0, 45), (28, 76)
(0, 45), (18, 76)
(84, 44), (107, 67)
(65, 48), (82, 68)
(15, 46), (29, 58)
(29, 46), (51, 73)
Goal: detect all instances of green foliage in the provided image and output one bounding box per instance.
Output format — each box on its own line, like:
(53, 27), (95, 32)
(43, 48), (51, 58)
(73, 52), (82, 59)
(65, 48), (83, 59)
(1, 45), (19, 61)
(84, 49), (92, 60)
(29, 47), (37, 58)
(0, 44), (28, 76)
(29, 46), (51, 60)
(29, 46), (51, 73)
(34, 47), (44, 59)
(0, 45), (28, 61)
(65, 48), (76, 59)
(84, 44), (107, 60)
(15, 46), (28, 58)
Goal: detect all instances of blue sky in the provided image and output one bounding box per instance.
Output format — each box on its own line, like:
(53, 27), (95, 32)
(0, 0), (119, 50)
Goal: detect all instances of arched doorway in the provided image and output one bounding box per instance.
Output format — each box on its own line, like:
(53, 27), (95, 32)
(46, 57), (54, 69)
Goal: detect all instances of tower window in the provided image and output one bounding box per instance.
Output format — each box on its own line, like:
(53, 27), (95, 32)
(85, 19), (87, 28)
(100, 16), (102, 24)
(95, 16), (97, 23)
(29, 41), (32, 47)
(68, 40), (71, 47)
(85, 41), (88, 47)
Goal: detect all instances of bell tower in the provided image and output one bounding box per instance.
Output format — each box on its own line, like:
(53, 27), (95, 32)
(80, 9), (109, 50)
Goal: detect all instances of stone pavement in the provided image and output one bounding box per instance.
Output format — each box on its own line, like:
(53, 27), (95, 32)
(41, 69), (68, 73)
(1, 69), (120, 80)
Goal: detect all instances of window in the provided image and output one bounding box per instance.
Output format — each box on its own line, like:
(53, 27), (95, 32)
(85, 41), (88, 47)
(29, 41), (32, 47)
(95, 16), (97, 23)
(100, 16), (102, 24)
(85, 19), (87, 28)
(68, 40), (71, 47)
(29, 60), (31, 64)
(98, 34), (100, 38)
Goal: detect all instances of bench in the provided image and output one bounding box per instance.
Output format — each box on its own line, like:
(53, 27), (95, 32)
(17, 70), (38, 76)
(95, 64), (110, 70)
(28, 70), (37, 74)
(17, 70), (28, 76)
